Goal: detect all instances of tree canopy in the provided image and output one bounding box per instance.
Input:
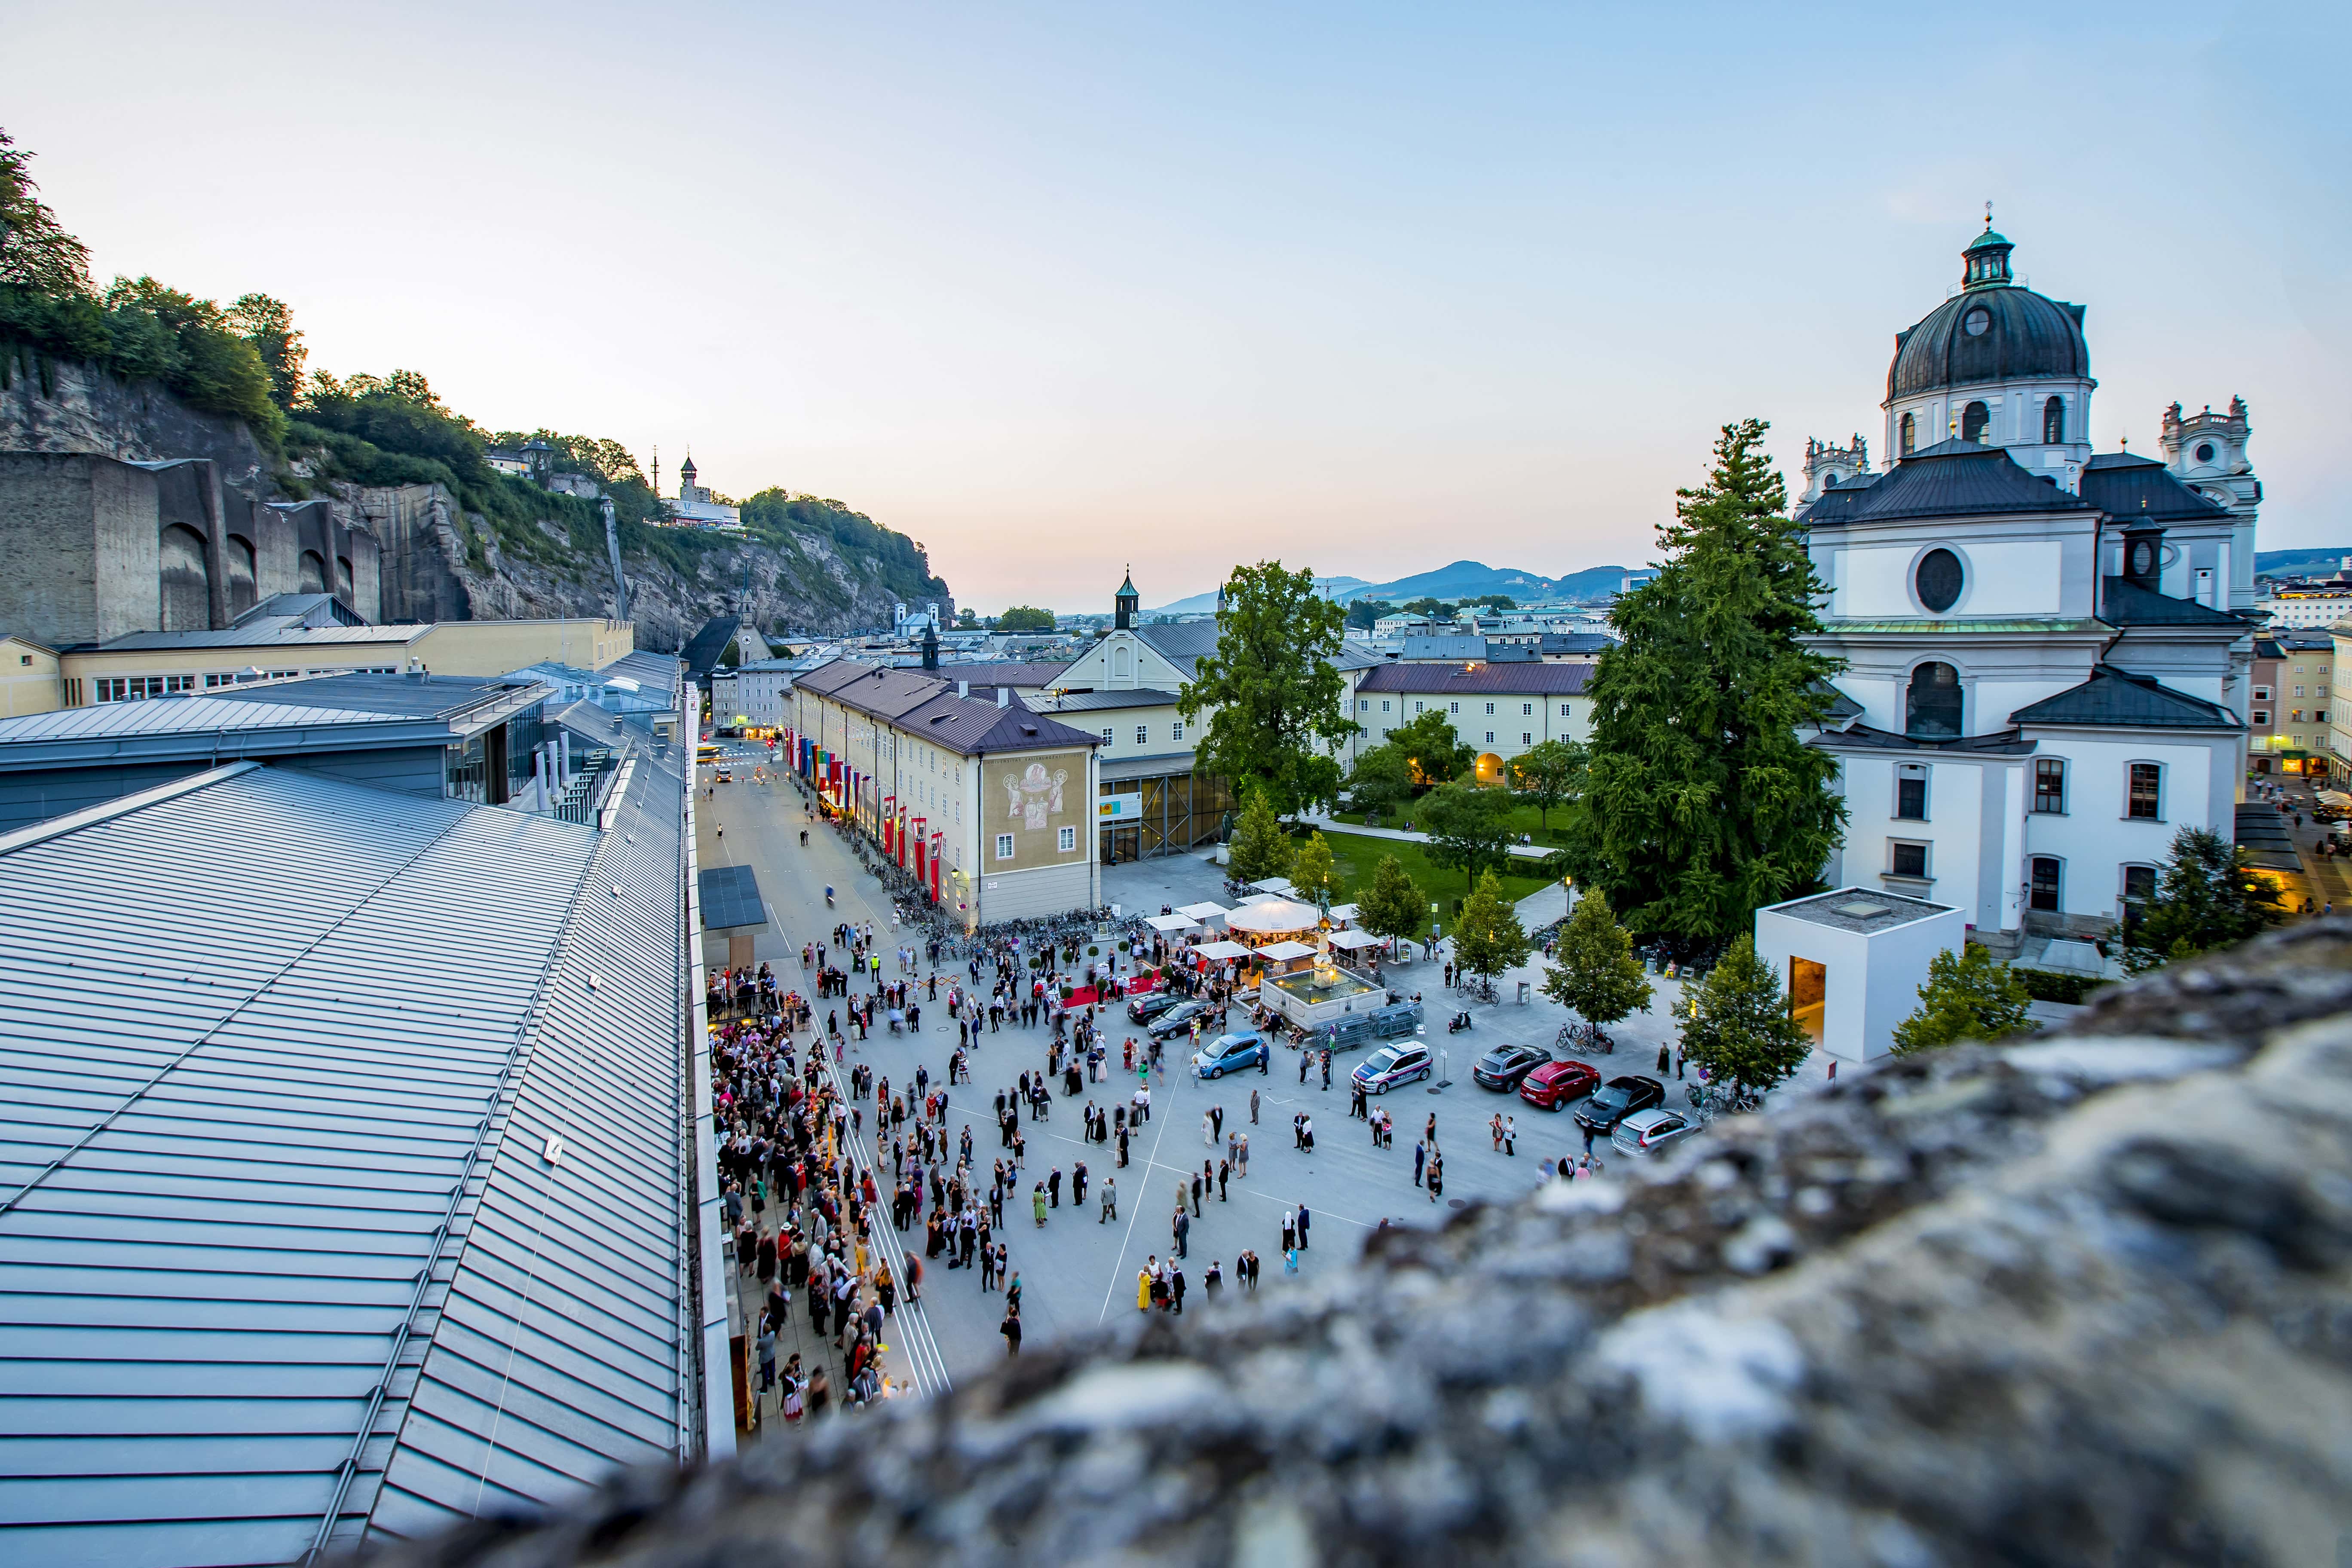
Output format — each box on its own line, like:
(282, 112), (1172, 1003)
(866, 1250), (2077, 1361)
(1558, 419), (1845, 956)
(1452, 870), (1531, 984)
(1355, 853), (1426, 946)
(1678, 934), (1811, 1096)
(1890, 943), (2031, 1054)
(1345, 597), (1399, 630)
(1417, 781), (1517, 885)
(1289, 831), (1340, 909)
(1385, 707), (1475, 785)
(1341, 744), (1415, 824)
(0, 129), (92, 297)
(1225, 788), (1295, 885)
(2122, 826), (2285, 972)
(995, 605), (1057, 632)
(1540, 890), (1653, 1032)
(1181, 561), (1356, 815)
(1508, 738), (1586, 829)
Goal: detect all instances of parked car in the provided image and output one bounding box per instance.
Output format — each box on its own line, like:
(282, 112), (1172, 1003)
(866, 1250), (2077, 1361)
(1352, 1041), (1434, 1094)
(1472, 1042), (1551, 1091)
(1519, 1059), (1601, 1112)
(1191, 1032), (1268, 1079)
(1145, 1000), (1212, 1039)
(1574, 1075), (1666, 1134)
(1127, 991), (1185, 1026)
(1611, 1107), (1701, 1158)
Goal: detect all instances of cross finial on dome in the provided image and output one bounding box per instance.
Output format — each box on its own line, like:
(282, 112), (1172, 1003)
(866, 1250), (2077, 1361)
(1984, 199), (1994, 231)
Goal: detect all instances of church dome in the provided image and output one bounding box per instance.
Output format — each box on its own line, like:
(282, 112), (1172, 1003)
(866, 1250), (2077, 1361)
(1886, 225), (2089, 402)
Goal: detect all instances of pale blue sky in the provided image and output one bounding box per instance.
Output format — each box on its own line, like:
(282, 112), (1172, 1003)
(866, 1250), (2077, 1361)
(10, 1), (2344, 609)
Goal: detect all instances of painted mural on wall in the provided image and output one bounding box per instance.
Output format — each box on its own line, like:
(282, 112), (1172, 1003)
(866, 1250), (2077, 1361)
(1003, 762), (1069, 830)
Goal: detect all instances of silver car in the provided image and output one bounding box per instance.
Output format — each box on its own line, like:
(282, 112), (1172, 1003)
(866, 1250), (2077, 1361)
(1611, 1108), (1700, 1158)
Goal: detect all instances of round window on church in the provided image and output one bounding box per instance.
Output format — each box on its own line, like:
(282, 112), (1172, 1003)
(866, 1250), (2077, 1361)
(1915, 548), (1963, 614)
(1963, 308), (1991, 337)
(2195, 442), (2215, 464)
(2129, 540), (2157, 578)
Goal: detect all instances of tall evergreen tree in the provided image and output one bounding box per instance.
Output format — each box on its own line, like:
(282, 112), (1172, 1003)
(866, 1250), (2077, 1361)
(1561, 420), (1845, 952)
(1289, 830), (1340, 909)
(1540, 890), (1653, 1038)
(1678, 935), (1810, 1096)
(1182, 561), (1357, 814)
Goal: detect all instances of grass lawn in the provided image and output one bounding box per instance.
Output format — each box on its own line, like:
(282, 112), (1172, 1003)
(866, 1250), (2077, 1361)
(1332, 796), (1577, 848)
(1310, 828), (1556, 937)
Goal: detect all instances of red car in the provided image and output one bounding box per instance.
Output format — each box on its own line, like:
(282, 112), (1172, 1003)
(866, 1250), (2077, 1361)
(1519, 1059), (1601, 1112)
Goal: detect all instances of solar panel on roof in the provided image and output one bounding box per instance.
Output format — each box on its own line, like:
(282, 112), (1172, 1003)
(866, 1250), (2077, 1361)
(699, 863), (767, 929)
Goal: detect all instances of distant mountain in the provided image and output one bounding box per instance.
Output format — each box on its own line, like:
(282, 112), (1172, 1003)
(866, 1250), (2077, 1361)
(2255, 548), (2352, 579)
(1336, 560), (1631, 606)
(1146, 575), (1367, 617)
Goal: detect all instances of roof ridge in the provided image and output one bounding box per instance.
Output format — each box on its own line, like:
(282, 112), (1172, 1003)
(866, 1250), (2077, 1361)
(0, 760), (259, 858)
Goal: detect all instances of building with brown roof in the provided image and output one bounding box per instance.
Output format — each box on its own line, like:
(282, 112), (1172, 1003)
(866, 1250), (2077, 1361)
(788, 658), (1102, 927)
(1348, 661), (1594, 783)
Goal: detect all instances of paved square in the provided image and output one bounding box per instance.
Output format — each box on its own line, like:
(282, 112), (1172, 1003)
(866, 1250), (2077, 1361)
(696, 762), (1829, 1413)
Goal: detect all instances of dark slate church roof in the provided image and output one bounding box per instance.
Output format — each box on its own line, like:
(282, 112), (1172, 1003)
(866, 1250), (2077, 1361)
(2098, 576), (2251, 628)
(681, 615), (742, 679)
(2008, 665), (2242, 730)
(1840, 441), (2095, 524)
(1794, 473), (1884, 525)
(1887, 230), (2089, 399)
(2080, 452), (2236, 524)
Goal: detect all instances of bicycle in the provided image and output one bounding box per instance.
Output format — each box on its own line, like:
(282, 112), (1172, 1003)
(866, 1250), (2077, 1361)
(1555, 1020), (1614, 1055)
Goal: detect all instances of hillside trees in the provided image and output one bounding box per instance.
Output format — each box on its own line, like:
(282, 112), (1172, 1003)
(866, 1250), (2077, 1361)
(0, 128), (92, 296)
(1559, 420), (1844, 956)
(995, 606), (1057, 632)
(1183, 560), (1356, 815)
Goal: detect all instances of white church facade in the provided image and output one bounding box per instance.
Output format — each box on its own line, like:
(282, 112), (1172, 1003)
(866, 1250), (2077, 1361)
(1798, 221), (2259, 957)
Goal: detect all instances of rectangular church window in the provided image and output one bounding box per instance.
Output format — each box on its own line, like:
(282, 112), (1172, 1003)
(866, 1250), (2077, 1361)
(2033, 759), (2065, 814)
(2127, 763), (2162, 820)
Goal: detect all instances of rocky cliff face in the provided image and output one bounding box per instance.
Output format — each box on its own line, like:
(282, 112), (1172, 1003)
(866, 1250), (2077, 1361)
(367, 921), (2352, 1568)
(2, 361), (939, 648)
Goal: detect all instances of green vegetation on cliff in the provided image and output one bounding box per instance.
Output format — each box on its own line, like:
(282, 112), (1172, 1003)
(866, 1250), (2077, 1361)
(1, 124), (951, 624)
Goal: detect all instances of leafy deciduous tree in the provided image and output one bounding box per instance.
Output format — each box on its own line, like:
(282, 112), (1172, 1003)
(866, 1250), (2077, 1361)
(1890, 943), (2031, 1054)
(1452, 870), (1531, 991)
(1418, 781), (1517, 886)
(1225, 788), (1295, 885)
(0, 128), (92, 296)
(1560, 420), (1845, 955)
(1678, 934), (1811, 1096)
(995, 605), (1057, 632)
(1289, 831), (1340, 909)
(1540, 890), (1653, 1034)
(1341, 744), (1415, 824)
(1385, 707), (1475, 786)
(1181, 560), (1356, 815)
(1355, 853), (1427, 949)
(1508, 738), (1587, 830)
(225, 293), (305, 408)
(2122, 826), (2285, 972)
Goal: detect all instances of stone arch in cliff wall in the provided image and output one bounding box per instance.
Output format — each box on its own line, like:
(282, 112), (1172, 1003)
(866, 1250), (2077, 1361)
(298, 550), (327, 594)
(159, 524), (211, 633)
(224, 535), (257, 619)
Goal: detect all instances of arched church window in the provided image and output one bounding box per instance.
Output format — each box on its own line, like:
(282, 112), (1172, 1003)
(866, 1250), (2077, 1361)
(1906, 662), (1962, 739)
(1822, 472), (1839, 488)
(1900, 412), (1917, 456)
(2043, 396), (2065, 444)
(1961, 401), (1991, 443)
(1914, 548), (1963, 614)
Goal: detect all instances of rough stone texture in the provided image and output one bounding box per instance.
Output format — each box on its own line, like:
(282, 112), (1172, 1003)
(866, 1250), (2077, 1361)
(5, 365), (946, 645)
(363, 921), (2352, 1568)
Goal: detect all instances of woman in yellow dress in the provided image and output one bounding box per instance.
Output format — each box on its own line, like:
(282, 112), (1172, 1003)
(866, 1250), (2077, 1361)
(1136, 1267), (1151, 1311)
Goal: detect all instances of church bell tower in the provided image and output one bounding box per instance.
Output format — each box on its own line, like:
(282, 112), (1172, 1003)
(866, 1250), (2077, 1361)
(1115, 568), (1139, 631)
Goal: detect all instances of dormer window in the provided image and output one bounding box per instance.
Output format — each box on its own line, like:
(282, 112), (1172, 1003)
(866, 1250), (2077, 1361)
(2043, 396), (2065, 444)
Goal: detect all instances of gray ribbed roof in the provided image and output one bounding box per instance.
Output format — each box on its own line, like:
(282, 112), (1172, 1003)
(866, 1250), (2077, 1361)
(1130, 622), (1223, 678)
(2097, 578), (2251, 628)
(1844, 441), (2097, 524)
(0, 749), (692, 1563)
(95, 624), (423, 652)
(2079, 452), (2235, 524)
(1398, 635), (1488, 662)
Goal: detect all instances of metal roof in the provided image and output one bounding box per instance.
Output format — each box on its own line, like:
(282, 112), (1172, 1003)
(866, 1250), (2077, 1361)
(1129, 622), (1222, 679)
(2008, 665), (2245, 731)
(93, 624), (424, 652)
(1841, 441), (2098, 524)
(2097, 578), (2252, 629)
(1355, 662), (1592, 696)
(1033, 688), (1181, 714)
(1397, 635), (1487, 662)
(0, 745), (694, 1564)
(801, 660), (1100, 756)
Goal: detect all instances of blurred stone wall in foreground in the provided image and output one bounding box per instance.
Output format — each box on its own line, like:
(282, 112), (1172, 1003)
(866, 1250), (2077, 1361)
(370, 923), (2352, 1568)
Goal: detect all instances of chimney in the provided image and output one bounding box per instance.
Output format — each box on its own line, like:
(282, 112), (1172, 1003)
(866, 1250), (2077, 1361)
(998, 687), (1011, 708)
(958, 681), (970, 698)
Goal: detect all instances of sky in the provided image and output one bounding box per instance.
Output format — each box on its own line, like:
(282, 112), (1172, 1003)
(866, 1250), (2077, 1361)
(9, 1), (2345, 612)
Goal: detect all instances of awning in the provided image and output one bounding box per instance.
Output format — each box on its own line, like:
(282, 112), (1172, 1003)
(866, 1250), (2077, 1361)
(1227, 898), (1322, 934)
(1145, 913), (1199, 933)
(1193, 940), (1250, 961)
(1248, 876), (1298, 896)
(1326, 928), (1384, 950)
(1256, 940), (1317, 961)
(1326, 902), (1360, 923)
(1176, 901), (1231, 922)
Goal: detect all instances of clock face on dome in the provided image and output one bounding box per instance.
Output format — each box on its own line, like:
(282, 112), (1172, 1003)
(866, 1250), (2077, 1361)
(1962, 309), (1991, 337)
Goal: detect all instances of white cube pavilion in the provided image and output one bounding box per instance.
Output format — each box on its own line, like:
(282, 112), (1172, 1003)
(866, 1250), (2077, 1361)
(1752, 887), (1965, 1063)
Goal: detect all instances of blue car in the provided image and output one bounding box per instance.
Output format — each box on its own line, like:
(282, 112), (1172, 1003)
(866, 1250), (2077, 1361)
(1191, 1032), (1268, 1079)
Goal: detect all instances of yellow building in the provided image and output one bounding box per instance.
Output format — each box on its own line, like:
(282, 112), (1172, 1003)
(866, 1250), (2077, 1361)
(45, 610), (634, 708)
(0, 636), (62, 717)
